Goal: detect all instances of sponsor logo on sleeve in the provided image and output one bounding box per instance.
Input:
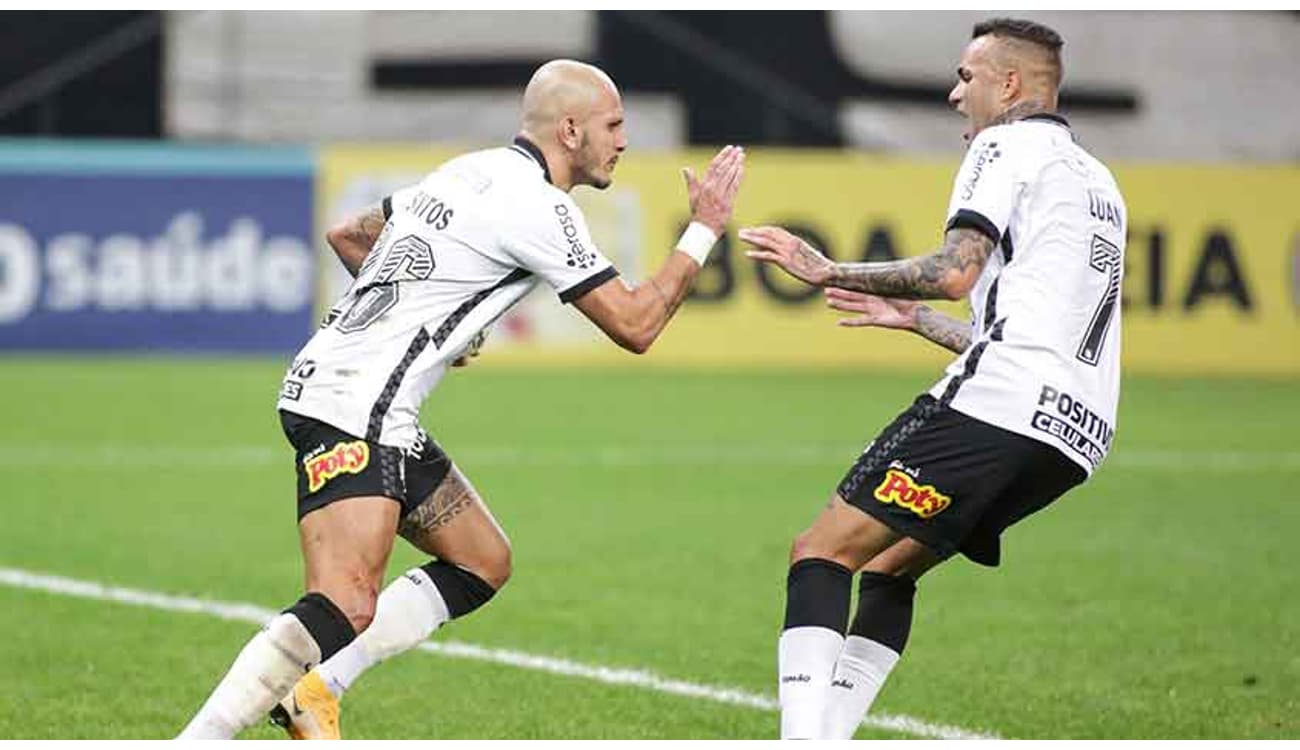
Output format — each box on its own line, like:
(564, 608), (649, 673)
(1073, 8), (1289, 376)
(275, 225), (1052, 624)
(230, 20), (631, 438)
(304, 440), (370, 493)
(960, 141), (1002, 201)
(553, 203), (596, 270)
(873, 469), (952, 519)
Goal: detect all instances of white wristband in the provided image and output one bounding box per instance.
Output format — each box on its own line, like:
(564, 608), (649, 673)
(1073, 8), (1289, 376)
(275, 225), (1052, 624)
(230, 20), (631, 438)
(675, 221), (719, 266)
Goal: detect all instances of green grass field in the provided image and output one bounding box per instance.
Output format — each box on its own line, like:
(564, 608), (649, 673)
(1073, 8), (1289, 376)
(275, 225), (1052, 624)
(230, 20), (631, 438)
(1, 357), (1296, 739)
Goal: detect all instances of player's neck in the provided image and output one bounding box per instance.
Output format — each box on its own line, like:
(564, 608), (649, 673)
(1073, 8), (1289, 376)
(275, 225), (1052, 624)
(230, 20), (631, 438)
(987, 97), (1056, 129)
(515, 132), (575, 192)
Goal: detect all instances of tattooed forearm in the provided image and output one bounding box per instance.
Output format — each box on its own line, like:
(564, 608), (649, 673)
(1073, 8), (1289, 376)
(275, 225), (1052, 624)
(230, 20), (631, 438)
(627, 252), (700, 349)
(914, 305), (972, 354)
(827, 227), (994, 300)
(785, 243), (835, 285)
(357, 206), (387, 245)
(328, 204), (388, 277)
(646, 277), (685, 318)
(398, 470), (473, 541)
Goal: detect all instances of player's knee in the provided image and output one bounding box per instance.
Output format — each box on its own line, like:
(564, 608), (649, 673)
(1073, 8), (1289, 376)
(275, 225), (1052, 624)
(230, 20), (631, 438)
(315, 569), (381, 633)
(790, 528), (829, 564)
(862, 538), (943, 579)
(419, 559), (500, 619)
(861, 558), (909, 578)
(482, 542), (512, 590)
(460, 538), (513, 591)
(790, 527), (868, 570)
(863, 557), (935, 580)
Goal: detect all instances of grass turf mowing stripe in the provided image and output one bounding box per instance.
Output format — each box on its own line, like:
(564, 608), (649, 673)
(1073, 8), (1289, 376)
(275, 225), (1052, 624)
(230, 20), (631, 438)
(0, 566), (998, 741)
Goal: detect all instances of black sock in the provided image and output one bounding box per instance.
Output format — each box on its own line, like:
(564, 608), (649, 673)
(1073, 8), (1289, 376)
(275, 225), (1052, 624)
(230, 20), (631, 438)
(847, 571), (916, 653)
(783, 558), (853, 633)
(420, 560), (498, 619)
(283, 591), (357, 661)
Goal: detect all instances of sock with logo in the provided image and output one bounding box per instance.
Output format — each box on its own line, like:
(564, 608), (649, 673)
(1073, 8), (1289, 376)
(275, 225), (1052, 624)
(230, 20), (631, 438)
(778, 558), (852, 739)
(315, 561), (497, 698)
(178, 593), (354, 739)
(823, 571), (916, 739)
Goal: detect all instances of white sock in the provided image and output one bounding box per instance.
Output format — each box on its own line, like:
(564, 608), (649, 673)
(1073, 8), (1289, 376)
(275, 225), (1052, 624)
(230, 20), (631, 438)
(823, 635), (901, 739)
(315, 567), (451, 698)
(778, 626), (844, 739)
(177, 613), (322, 739)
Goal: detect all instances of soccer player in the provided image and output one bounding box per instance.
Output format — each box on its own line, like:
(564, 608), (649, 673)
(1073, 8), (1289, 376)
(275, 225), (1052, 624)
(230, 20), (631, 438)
(741, 19), (1125, 739)
(177, 59), (744, 740)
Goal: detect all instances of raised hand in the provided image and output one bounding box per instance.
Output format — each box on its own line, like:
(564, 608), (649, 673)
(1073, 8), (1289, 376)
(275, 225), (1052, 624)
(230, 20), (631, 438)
(684, 145), (746, 236)
(738, 225), (836, 287)
(824, 288), (920, 330)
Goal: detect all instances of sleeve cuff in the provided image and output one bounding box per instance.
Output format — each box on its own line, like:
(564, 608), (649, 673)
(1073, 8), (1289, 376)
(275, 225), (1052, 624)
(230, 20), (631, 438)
(559, 266), (619, 304)
(946, 209), (1000, 245)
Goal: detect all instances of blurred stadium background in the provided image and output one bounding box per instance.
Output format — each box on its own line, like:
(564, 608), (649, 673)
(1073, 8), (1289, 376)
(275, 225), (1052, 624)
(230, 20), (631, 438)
(1, 10), (1297, 739)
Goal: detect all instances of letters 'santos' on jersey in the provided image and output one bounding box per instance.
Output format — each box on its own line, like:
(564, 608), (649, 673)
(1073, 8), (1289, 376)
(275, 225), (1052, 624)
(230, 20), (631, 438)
(278, 139), (617, 449)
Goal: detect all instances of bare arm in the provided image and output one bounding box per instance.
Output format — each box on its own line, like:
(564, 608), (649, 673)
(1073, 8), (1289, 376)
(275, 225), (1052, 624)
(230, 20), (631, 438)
(572, 252), (702, 354)
(741, 225), (995, 301)
(825, 288), (972, 354)
(325, 203), (388, 277)
(913, 305), (973, 354)
(572, 145), (745, 354)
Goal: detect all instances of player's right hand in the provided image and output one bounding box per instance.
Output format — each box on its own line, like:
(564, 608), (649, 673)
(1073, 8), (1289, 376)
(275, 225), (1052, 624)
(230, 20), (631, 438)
(825, 288), (921, 331)
(683, 145), (745, 236)
(738, 225), (835, 287)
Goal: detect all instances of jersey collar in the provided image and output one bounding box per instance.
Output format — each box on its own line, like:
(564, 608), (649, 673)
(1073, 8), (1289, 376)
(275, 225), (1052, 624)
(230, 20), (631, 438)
(1024, 112), (1070, 128)
(510, 136), (553, 185)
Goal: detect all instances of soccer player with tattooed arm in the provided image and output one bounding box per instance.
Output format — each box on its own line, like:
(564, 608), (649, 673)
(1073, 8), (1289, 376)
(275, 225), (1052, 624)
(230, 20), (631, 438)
(177, 59), (745, 739)
(741, 18), (1126, 739)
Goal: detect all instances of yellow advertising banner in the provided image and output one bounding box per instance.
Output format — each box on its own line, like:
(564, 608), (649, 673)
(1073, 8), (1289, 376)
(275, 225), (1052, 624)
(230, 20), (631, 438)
(318, 145), (1300, 376)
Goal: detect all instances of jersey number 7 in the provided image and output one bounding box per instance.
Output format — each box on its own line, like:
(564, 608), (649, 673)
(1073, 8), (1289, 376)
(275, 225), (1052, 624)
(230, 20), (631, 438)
(1076, 234), (1122, 366)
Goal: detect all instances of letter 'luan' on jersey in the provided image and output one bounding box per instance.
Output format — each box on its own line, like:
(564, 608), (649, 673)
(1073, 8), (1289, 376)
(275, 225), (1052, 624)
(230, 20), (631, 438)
(929, 114), (1126, 475)
(277, 139), (618, 448)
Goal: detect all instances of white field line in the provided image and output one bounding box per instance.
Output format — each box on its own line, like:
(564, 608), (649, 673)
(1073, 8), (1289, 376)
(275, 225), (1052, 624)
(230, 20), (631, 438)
(0, 567), (997, 741)
(1, 442), (1299, 472)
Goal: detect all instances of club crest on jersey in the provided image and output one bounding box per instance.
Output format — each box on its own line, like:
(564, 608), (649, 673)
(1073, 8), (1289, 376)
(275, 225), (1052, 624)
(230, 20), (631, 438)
(873, 469), (951, 519)
(304, 440), (370, 493)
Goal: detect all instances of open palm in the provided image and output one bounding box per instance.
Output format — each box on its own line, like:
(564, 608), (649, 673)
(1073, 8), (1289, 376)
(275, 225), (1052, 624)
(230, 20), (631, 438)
(824, 287), (919, 330)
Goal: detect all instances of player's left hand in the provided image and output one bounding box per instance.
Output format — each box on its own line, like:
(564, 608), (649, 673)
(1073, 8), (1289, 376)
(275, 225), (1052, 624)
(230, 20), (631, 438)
(739, 226), (835, 287)
(824, 288), (920, 330)
(684, 145), (746, 237)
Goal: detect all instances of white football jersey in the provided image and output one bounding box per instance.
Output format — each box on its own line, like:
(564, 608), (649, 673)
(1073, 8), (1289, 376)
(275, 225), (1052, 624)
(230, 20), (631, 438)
(278, 139), (617, 448)
(927, 115), (1126, 475)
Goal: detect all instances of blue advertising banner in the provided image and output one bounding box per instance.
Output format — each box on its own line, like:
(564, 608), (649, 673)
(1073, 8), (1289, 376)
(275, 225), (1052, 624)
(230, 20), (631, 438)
(0, 140), (315, 352)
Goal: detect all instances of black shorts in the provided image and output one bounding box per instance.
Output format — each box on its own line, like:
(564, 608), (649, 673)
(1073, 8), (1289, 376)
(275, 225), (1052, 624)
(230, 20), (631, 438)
(279, 410), (452, 521)
(836, 395), (1086, 567)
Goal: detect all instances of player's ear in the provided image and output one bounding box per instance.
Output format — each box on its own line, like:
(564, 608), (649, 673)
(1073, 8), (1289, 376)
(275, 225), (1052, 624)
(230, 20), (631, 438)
(1002, 68), (1022, 103)
(558, 116), (581, 151)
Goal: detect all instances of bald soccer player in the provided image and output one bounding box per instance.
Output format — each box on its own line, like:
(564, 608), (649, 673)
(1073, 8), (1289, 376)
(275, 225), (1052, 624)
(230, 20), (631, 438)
(177, 60), (745, 740)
